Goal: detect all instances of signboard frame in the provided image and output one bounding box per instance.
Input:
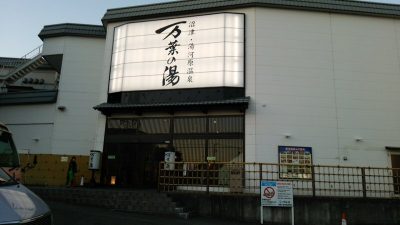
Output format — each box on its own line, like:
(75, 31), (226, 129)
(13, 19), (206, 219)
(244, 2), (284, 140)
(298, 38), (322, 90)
(108, 12), (246, 94)
(278, 146), (313, 180)
(260, 180), (294, 225)
(89, 150), (102, 170)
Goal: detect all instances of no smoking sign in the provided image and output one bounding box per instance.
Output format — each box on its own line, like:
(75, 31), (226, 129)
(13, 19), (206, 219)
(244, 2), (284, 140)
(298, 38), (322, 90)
(260, 181), (293, 207)
(263, 186), (275, 199)
(260, 180), (294, 225)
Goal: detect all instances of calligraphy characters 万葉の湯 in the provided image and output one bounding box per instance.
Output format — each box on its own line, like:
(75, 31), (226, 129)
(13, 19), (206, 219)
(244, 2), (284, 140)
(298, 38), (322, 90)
(156, 21), (186, 86)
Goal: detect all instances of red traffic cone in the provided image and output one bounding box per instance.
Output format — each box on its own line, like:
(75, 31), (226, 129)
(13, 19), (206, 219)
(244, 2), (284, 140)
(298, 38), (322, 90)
(341, 212), (347, 225)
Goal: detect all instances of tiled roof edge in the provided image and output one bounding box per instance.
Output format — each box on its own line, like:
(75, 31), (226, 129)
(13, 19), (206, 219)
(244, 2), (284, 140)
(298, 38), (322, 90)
(93, 96), (250, 110)
(102, 0), (400, 25)
(38, 23), (106, 40)
(0, 57), (29, 67)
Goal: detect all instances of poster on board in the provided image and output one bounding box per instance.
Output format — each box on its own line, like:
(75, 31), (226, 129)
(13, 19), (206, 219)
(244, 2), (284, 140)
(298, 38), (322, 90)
(278, 146), (312, 179)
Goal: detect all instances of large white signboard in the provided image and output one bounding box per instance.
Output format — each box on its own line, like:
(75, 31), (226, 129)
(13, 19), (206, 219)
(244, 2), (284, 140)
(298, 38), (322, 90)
(109, 13), (244, 93)
(260, 181), (293, 207)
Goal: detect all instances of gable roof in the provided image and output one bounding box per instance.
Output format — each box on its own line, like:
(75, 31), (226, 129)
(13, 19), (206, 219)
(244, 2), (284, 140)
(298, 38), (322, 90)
(102, 0), (400, 25)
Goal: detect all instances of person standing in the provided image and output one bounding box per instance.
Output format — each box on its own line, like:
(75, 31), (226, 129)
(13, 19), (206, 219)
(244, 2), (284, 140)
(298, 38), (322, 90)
(65, 156), (78, 187)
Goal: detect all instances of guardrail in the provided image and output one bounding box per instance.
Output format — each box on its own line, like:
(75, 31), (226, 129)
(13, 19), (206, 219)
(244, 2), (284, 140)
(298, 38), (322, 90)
(21, 44), (43, 60)
(158, 162), (400, 199)
(1, 45), (43, 70)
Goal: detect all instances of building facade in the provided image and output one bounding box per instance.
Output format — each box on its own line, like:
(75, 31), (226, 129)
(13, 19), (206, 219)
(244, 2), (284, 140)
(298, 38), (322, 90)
(1, 0), (400, 187)
(94, 0), (400, 187)
(0, 24), (106, 185)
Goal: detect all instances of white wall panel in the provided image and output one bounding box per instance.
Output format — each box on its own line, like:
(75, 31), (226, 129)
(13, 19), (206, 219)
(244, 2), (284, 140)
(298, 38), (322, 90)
(42, 37), (65, 55)
(5, 124), (53, 154)
(252, 8), (400, 167)
(48, 37), (105, 156)
(254, 8), (336, 165)
(51, 139), (94, 156)
(331, 14), (400, 167)
(0, 104), (56, 124)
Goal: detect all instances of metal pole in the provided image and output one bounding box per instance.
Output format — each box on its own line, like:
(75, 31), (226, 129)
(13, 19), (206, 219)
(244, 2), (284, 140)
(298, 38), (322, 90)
(206, 162), (210, 194)
(157, 161), (161, 192)
(291, 203), (295, 225)
(260, 180), (263, 224)
(361, 167), (367, 198)
(311, 165), (316, 197)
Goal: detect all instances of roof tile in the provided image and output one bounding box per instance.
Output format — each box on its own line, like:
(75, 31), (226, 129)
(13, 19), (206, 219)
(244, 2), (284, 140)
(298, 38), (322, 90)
(102, 0), (400, 24)
(94, 97), (250, 112)
(38, 23), (106, 40)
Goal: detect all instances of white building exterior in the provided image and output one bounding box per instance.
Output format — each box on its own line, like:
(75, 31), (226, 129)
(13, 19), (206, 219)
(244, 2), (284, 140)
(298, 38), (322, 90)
(1, 0), (400, 187)
(0, 24), (105, 157)
(42, 36), (105, 156)
(97, 2), (400, 169)
(249, 8), (400, 168)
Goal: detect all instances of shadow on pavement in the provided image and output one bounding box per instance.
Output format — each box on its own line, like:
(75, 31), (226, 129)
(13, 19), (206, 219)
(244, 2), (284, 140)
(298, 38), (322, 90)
(48, 201), (258, 225)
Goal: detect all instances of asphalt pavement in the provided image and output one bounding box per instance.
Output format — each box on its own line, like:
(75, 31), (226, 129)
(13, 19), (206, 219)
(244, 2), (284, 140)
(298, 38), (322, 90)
(48, 201), (258, 225)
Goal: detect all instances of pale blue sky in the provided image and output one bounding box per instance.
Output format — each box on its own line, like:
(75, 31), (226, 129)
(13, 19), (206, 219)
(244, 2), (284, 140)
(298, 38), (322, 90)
(0, 0), (399, 57)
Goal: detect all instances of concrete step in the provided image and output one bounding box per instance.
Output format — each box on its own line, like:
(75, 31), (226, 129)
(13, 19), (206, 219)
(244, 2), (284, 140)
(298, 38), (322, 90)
(174, 206), (195, 219)
(175, 207), (185, 213)
(177, 212), (191, 220)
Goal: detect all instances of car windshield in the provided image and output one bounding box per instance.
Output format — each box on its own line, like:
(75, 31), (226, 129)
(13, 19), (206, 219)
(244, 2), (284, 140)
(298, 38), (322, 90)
(0, 130), (19, 167)
(0, 168), (16, 185)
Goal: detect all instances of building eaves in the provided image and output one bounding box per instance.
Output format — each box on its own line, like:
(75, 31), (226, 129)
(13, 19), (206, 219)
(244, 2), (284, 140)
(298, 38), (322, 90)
(38, 23), (106, 40)
(0, 57), (29, 68)
(102, 0), (400, 25)
(0, 90), (58, 106)
(94, 96), (250, 114)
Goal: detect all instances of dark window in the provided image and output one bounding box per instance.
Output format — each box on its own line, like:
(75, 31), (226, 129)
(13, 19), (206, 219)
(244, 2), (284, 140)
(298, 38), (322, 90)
(208, 139), (243, 162)
(174, 139), (206, 162)
(107, 118), (170, 134)
(209, 116), (243, 133)
(138, 118), (170, 134)
(106, 115), (244, 162)
(174, 117), (206, 134)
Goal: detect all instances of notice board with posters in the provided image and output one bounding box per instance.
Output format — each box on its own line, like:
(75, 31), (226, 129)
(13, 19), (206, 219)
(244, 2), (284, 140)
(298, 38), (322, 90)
(278, 146), (312, 179)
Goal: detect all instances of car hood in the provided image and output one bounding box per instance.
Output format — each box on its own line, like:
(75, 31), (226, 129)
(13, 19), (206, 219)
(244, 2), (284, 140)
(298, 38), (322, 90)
(0, 184), (50, 223)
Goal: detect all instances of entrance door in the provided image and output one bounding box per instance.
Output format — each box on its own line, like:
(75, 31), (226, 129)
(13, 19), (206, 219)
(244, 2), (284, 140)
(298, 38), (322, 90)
(391, 154), (400, 194)
(104, 143), (166, 188)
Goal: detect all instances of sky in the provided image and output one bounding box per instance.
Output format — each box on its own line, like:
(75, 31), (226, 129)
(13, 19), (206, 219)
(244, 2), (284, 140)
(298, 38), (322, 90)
(0, 0), (399, 58)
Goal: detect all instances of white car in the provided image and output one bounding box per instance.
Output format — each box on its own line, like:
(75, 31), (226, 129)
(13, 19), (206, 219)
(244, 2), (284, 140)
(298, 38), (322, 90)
(0, 122), (52, 225)
(0, 169), (52, 225)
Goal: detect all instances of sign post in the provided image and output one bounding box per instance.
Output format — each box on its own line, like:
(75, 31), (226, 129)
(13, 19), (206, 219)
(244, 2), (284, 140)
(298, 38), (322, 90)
(88, 150), (102, 186)
(260, 181), (294, 225)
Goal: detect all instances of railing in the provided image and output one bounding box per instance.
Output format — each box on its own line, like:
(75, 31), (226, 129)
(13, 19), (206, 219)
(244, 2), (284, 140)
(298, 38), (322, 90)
(21, 44), (43, 60)
(158, 162), (400, 199)
(2, 45), (43, 70)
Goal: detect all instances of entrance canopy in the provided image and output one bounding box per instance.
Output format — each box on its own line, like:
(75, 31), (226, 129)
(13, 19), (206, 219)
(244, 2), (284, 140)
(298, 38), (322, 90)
(94, 96), (250, 114)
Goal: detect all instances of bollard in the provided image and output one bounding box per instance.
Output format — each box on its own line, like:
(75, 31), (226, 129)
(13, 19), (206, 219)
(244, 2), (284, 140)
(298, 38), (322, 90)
(80, 175), (84, 186)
